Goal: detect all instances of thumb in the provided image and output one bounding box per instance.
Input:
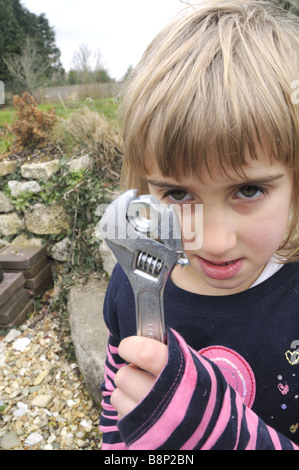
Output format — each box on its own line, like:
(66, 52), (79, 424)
(118, 336), (168, 377)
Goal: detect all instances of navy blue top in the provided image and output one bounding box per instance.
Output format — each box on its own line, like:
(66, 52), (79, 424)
(102, 262), (299, 448)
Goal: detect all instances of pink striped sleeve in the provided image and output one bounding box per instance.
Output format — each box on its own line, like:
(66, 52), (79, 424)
(118, 329), (299, 450)
(101, 442), (128, 450)
(244, 405), (258, 449)
(123, 331), (197, 449)
(267, 427), (283, 450)
(201, 386), (232, 449)
(100, 332), (129, 450)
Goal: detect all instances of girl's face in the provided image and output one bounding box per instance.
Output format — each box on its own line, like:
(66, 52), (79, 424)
(146, 151), (293, 296)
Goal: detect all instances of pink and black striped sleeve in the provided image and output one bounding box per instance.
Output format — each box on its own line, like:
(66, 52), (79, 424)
(101, 329), (299, 450)
(100, 332), (129, 450)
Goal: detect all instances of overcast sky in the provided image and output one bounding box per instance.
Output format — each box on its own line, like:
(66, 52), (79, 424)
(21, 0), (190, 80)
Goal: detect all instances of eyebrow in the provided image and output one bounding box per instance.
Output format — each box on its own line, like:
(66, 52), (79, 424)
(228, 173), (285, 189)
(146, 173), (285, 190)
(147, 179), (188, 189)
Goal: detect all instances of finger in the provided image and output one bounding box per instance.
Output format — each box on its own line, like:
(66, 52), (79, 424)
(115, 364), (156, 402)
(111, 387), (136, 419)
(118, 336), (168, 377)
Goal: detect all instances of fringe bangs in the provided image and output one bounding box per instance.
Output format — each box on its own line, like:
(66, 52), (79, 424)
(122, 0), (299, 186)
(120, 0), (299, 259)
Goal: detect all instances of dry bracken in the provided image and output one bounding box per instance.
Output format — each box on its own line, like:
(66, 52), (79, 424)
(6, 93), (57, 154)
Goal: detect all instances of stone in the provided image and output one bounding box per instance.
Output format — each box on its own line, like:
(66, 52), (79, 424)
(44, 444), (53, 450)
(31, 394), (53, 408)
(8, 180), (41, 198)
(67, 154), (92, 172)
(0, 312), (103, 450)
(11, 234), (44, 247)
(3, 328), (21, 343)
(25, 203), (71, 235)
(51, 237), (72, 261)
(76, 439), (86, 448)
(24, 432), (43, 447)
(94, 222), (117, 276)
(0, 160), (17, 177)
(13, 402), (28, 417)
(34, 370), (49, 386)
(80, 419), (92, 432)
(0, 213), (25, 236)
(21, 160), (59, 180)
(68, 278), (109, 406)
(0, 430), (20, 450)
(67, 399), (76, 407)
(0, 191), (14, 213)
(99, 242), (116, 276)
(13, 337), (31, 351)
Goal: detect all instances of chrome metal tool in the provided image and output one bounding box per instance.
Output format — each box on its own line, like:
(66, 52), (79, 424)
(99, 189), (189, 343)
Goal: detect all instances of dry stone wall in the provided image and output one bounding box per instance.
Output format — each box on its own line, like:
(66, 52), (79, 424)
(0, 155), (117, 274)
(0, 157), (85, 258)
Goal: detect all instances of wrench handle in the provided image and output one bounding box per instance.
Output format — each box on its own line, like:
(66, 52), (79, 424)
(135, 289), (166, 343)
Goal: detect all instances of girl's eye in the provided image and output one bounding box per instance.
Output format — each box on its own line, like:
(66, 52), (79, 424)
(235, 185), (266, 200)
(163, 189), (193, 202)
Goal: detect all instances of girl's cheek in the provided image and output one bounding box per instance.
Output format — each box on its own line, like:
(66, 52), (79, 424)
(242, 212), (288, 253)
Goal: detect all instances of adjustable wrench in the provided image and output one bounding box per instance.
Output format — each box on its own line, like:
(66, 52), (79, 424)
(99, 189), (189, 343)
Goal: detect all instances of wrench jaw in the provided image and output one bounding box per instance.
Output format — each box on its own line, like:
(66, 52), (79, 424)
(99, 190), (189, 343)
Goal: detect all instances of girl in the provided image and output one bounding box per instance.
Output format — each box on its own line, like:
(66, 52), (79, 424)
(100, 0), (299, 449)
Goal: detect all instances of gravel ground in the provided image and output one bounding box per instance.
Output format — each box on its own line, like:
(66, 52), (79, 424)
(0, 299), (103, 451)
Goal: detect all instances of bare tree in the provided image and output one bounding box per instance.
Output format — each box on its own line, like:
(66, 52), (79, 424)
(93, 48), (103, 72)
(3, 37), (52, 92)
(71, 44), (93, 77)
(71, 44), (103, 83)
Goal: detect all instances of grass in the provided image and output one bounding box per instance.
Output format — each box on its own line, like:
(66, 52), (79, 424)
(0, 107), (16, 128)
(53, 106), (123, 180)
(92, 98), (120, 123)
(0, 96), (121, 156)
(0, 97), (120, 129)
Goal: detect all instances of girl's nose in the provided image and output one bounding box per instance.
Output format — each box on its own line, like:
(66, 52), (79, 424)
(201, 208), (237, 258)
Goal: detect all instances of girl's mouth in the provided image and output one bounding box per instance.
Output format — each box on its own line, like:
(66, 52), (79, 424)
(197, 257), (244, 280)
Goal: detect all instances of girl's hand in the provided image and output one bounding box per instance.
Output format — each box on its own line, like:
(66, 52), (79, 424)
(111, 336), (168, 419)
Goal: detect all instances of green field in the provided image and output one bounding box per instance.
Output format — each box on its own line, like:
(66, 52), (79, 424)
(0, 97), (121, 155)
(0, 97), (120, 128)
(0, 108), (16, 128)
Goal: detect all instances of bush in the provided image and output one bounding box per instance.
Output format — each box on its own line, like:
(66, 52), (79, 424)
(54, 107), (123, 183)
(6, 92), (57, 153)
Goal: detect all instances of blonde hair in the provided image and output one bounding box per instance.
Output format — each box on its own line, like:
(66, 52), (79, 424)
(120, 0), (299, 260)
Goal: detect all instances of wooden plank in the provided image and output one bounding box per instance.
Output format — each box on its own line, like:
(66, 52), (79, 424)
(0, 289), (30, 325)
(0, 273), (25, 306)
(24, 263), (52, 289)
(28, 274), (52, 296)
(3, 256), (47, 279)
(25, 264), (52, 295)
(0, 245), (47, 270)
(0, 287), (26, 315)
(0, 299), (34, 328)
